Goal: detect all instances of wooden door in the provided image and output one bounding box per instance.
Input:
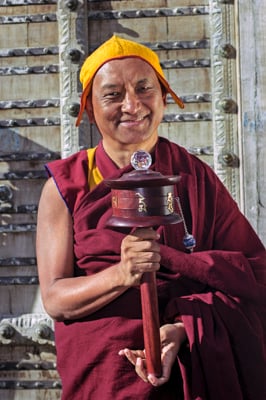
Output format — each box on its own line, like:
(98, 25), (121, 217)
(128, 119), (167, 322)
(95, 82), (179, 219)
(0, 0), (264, 399)
(0, 1), (61, 399)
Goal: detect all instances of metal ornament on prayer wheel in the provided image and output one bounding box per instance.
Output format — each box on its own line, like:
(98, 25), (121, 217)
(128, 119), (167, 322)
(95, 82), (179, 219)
(105, 151), (182, 378)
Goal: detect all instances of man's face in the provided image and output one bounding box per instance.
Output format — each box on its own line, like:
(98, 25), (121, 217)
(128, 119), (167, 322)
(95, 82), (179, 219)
(86, 58), (166, 150)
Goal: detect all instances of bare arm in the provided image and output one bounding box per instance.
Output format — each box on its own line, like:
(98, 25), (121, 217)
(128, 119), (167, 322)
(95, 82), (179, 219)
(36, 178), (161, 321)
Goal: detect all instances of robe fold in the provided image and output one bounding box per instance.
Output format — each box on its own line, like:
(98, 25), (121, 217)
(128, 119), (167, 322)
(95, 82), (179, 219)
(46, 137), (266, 400)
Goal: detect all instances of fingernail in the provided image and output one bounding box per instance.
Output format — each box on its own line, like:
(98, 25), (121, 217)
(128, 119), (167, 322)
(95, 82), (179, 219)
(148, 374), (156, 385)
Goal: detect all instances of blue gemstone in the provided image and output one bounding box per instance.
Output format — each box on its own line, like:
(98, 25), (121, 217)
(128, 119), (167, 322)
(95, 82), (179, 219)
(183, 233), (196, 250)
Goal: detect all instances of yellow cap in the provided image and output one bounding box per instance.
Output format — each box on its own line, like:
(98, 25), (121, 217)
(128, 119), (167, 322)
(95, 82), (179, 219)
(76, 35), (184, 126)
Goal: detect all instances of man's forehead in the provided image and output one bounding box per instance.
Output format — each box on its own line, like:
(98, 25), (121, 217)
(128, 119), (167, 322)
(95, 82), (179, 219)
(94, 58), (158, 83)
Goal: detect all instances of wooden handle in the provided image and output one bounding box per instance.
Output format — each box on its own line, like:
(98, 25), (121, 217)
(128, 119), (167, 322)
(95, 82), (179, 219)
(140, 271), (162, 377)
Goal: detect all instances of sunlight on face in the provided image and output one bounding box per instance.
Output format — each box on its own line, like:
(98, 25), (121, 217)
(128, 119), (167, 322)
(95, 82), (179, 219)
(86, 58), (166, 153)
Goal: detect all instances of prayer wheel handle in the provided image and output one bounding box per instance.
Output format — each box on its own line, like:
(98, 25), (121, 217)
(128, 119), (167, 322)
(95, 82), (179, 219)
(140, 270), (162, 377)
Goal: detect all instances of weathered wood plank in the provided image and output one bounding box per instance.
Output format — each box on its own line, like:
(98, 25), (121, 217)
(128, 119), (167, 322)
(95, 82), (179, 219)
(238, 0), (266, 242)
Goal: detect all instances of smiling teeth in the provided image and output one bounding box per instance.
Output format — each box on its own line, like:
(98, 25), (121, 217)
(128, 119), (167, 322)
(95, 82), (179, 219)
(122, 116), (145, 122)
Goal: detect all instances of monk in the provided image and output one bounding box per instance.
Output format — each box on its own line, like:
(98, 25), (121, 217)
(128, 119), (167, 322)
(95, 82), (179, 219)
(36, 35), (266, 399)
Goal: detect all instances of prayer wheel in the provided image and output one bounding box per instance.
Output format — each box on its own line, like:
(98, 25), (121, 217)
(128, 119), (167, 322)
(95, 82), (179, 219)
(105, 151), (182, 377)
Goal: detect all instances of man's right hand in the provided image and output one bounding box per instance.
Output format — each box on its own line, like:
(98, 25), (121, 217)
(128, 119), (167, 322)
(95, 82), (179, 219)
(117, 228), (161, 287)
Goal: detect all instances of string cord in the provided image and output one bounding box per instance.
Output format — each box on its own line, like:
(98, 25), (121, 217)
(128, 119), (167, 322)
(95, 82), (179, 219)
(175, 197), (196, 253)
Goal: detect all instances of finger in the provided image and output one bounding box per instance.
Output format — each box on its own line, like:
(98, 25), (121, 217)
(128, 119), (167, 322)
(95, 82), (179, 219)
(147, 373), (169, 387)
(118, 348), (144, 366)
(146, 345), (174, 387)
(118, 349), (149, 383)
(135, 357), (149, 382)
(131, 228), (160, 241)
(118, 348), (136, 365)
(124, 239), (160, 255)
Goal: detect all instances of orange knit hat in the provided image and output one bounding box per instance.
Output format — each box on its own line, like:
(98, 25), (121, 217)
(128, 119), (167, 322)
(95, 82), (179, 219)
(76, 35), (184, 126)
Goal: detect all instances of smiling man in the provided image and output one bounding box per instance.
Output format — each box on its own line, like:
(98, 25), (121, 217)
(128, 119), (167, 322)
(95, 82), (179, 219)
(36, 36), (266, 400)
(85, 58), (165, 165)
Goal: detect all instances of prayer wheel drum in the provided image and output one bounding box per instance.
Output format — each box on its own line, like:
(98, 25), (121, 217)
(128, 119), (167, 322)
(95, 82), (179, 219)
(105, 171), (181, 227)
(105, 150), (181, 227)
(105, 151), (182, 378)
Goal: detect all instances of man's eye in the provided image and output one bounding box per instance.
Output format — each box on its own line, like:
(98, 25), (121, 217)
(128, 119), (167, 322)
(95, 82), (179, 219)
(139, 86), (152, 93)
(105, 92), (120, 98)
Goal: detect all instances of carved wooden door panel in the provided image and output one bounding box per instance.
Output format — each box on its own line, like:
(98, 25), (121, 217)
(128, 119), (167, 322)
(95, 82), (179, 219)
(0, 1), (61, 399)
(0, 0), (264, 399)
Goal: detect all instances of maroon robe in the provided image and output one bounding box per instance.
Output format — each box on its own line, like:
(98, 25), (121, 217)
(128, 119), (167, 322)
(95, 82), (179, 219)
(46, 137), (266, 400)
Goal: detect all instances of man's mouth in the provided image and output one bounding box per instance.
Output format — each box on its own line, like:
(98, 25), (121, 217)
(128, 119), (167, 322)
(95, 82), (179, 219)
(120, 115), (146, 124)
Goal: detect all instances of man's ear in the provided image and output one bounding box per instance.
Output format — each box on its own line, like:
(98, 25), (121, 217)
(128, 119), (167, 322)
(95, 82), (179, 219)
(160, 85), (167, 106)
(162, 93), (167, 107)
(85, 96), (95, 123)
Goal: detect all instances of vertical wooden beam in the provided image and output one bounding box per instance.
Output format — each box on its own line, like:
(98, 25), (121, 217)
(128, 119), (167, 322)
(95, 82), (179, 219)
(237, 0), (266, 242)
(209, 0), (240, 205)
(58, 0), (89, 158)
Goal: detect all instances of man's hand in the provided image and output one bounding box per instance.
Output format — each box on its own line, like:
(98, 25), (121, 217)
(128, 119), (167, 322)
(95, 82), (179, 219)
(117, 228), (161, 287)
(118, 322), (187, 386)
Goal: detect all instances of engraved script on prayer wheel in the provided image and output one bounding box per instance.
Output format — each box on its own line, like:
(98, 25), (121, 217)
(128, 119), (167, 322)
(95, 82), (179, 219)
(104, 150), (182, 227)
(104, 151), (182, 378)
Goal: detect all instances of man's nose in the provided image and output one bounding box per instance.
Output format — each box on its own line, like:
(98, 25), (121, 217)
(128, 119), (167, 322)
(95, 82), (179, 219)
(121, 91), (141, 113)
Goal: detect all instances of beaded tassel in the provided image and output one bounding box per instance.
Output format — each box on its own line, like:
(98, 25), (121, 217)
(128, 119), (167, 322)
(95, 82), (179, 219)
(175, 197), (196, 253)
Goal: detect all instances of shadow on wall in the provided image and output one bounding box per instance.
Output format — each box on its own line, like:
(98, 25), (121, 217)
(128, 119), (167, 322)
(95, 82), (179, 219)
(86, 0), (139, 45)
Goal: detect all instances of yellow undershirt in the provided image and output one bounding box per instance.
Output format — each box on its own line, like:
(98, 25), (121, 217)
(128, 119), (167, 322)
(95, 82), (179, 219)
(87, 147), (104, 190)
